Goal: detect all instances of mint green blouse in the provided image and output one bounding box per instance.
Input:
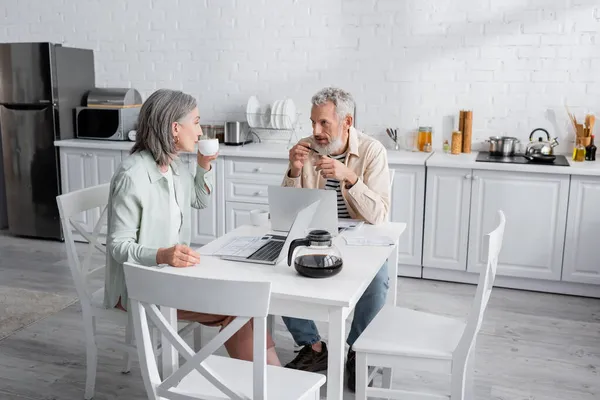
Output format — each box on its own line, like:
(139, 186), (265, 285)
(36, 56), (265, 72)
(103, 150), (213, 309)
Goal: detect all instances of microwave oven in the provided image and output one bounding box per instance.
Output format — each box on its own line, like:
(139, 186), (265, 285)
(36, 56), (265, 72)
(75, 106), (140, 140)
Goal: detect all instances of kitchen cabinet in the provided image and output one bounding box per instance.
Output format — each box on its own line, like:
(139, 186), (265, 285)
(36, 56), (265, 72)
(225, 202), (269, 233)
(423, 168), (472, 271)
(223, 157), (287, 233)
(389, 165), (425, 269)
(59, 147), (122, 235)
(184, 155), (219, 245)
(562, 175), (600, 284)
(468, 170), (569, 280)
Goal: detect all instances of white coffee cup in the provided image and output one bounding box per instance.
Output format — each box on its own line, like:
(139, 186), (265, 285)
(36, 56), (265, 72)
(198, 138), (219, 156)
(250, 209), (269, 226)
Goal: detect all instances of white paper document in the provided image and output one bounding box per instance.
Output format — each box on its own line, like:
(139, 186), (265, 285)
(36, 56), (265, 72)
(344, 236), (395, 246)
(338, 219), (364, 231)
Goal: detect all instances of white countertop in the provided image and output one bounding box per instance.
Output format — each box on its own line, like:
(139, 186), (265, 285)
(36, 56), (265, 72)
(54, 139), (432, 165)
(54, 139), (292, 159)
(54, 139), (599, 175)
(426, 152), (600, 177)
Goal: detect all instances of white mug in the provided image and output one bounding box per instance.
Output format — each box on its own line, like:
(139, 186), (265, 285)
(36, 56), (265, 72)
(250, 209), (269, 226)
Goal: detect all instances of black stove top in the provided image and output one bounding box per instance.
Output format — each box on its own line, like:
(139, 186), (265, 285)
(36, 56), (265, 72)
(475, 152), (570, 166)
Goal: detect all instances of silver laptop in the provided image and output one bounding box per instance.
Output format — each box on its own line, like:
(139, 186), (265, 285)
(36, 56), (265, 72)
(220, 201), (320, 265)
(268, 186), (338, 235)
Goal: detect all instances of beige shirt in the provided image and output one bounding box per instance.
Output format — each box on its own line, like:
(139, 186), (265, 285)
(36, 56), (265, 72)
(103, 150), (213, 309)
(282, 127), (390, 225)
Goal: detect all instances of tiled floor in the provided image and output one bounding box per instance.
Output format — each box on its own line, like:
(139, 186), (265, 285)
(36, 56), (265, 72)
(0, 231), (599, 399)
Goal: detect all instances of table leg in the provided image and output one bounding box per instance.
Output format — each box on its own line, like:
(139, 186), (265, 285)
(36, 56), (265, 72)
(160, 306), (178, 378)
(326, 308), (346, 400)
(387, 241), (399, 306)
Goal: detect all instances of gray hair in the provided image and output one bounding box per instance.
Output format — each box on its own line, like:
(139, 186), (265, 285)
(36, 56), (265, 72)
(131, 88), (197, 166)
(311, 87), (355, 122)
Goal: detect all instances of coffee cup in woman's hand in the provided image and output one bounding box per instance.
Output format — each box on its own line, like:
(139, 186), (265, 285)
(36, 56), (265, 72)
(197, 150), (218, 171)
(156, 244), (201, 267)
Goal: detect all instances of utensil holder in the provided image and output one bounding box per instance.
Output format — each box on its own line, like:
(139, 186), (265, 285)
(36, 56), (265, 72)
(578, 136), (592, 147)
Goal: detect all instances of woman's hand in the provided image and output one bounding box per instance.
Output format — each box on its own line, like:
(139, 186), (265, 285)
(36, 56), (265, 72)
(156, 244), (201, 267)
(197, 151), (218, 171)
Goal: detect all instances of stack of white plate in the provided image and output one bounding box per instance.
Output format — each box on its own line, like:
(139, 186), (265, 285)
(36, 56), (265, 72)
(246, 96), (296, 130)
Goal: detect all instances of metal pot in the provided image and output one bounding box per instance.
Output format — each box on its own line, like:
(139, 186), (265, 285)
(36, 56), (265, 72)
(525, 128), (559, 156)
(486, 136), (520, 156)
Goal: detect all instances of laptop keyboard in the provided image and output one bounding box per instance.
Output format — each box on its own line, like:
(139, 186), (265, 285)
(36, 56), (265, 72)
(248, 240), (284, 262)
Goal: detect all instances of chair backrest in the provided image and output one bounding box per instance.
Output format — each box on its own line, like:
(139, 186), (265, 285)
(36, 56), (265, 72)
(454, 210), (506, 385)
(387, 169), (395, 222)
(123, 262), (272, 400)
(56, 184), (110, 306)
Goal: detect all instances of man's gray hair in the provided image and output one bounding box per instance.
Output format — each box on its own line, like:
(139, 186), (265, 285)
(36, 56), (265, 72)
(311, 87), (355, 122)
(131, 88), (197, 166)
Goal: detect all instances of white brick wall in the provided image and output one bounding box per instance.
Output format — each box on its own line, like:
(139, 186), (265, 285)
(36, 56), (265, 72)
(2, 0), (599, 151)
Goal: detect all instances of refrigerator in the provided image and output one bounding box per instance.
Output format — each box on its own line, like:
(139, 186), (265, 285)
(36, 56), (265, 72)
(0, 42), (95, 240)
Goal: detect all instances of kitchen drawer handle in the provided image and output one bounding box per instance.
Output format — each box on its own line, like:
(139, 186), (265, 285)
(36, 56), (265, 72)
(253, 191), (263, 196)
(464, 174), (472, 180)
(253, 167), (262, 173)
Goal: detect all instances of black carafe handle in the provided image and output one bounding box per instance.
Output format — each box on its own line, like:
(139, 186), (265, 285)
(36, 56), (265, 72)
(287, 238), (310, 266)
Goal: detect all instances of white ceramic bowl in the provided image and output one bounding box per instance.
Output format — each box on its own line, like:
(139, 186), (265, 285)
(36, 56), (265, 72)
(198, 139), (219, 156)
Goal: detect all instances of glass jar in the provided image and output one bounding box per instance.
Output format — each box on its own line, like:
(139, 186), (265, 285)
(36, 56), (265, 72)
(451, 130), (462, 155)
(418, 126), (432, 151)
(214, 125), (225, 143)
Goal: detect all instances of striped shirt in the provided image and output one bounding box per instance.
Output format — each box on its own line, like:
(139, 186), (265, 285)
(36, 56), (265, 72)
(325, 153), (351, 219)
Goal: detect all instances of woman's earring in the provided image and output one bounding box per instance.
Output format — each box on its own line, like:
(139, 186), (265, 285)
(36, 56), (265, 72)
(174, 136), (179, 144)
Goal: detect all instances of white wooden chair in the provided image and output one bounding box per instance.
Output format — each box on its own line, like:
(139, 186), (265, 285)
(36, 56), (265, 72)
(388, 169), (395, 222)
(353, 210), (506, 399)
(56, 184), (197, 399)
(123, 261), (326, 399)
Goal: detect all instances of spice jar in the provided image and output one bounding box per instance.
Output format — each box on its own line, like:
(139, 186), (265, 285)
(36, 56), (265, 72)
(451, 130), (462, 155)
(424, 142), (432, 153)
(443, 140), (450, 153)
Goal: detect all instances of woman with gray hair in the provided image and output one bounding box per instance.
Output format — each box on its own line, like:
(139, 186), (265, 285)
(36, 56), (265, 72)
(104, 88), (281, 365)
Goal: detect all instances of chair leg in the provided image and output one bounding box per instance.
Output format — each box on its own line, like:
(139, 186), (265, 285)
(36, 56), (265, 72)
(121, 317), (133, 374)
(382, 366), (393, 389)
(83, 314), (98, 400)
(267, 314), (275, 338)
(356, 352), (368, 399)
(193, 325), (203, 352)
(452, 352), (475, 400)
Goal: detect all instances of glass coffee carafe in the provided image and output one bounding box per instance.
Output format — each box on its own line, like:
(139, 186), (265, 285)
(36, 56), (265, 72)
(287, 230), (343, 278)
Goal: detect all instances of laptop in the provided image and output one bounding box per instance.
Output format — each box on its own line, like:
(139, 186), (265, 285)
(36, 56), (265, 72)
(218, 201), (320, 265)
(268, 186), (339, 235)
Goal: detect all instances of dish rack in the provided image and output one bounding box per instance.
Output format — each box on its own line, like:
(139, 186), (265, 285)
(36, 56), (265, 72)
(245, 111), (302, 148)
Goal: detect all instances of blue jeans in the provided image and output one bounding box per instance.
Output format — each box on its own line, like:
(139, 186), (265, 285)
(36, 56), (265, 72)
(282, 261), (389, 347)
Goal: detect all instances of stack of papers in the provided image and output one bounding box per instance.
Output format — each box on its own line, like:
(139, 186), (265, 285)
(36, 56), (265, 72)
(338, 219), (364, 232)
(344, 236), (395, 246)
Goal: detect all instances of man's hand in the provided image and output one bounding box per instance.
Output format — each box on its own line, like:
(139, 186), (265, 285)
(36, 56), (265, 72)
(288, 141), (311, 178)
(156, 244), (201, 267)
(197, 151), (218, 171)
(315, 157), (358, 184)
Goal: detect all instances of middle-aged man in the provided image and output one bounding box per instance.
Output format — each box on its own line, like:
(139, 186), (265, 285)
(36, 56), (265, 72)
(281, 87), (391, 391)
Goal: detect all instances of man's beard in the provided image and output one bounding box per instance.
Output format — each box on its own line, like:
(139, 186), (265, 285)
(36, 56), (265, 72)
(313, 127), (345, 155)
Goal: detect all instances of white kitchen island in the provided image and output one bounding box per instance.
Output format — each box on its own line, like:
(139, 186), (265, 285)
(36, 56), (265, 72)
(54, 139), (600, 297)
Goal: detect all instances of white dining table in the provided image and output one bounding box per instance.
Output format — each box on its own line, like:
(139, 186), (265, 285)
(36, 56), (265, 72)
(160, 221), (406, 400)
